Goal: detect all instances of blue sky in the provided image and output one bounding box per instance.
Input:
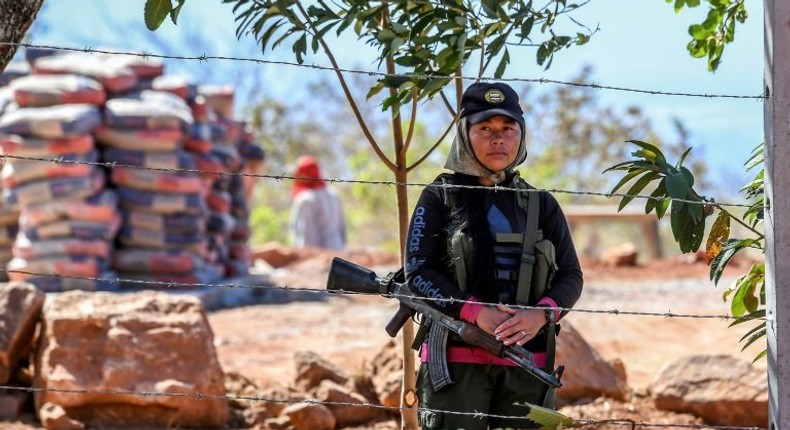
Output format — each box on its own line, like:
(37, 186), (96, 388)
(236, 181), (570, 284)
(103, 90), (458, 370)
(26, 1), (764, 196)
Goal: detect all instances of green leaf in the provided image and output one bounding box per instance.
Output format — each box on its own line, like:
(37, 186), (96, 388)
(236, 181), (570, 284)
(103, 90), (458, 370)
(609, 169), (644, 195)
(743, 143), (765, 171)
(728, 309), (766, 327)
(752, 349), (767, 363)
(688, 23), (708, 40)
(687, 216), (706, 252)
(626, 140), (667, 162)
(170, 0), (186, 25)
(366, 81), (386, 100)
(422, 77), (451, 97)
(738, 322), (766, 343)
(619, 171), (660, 211)
(679, 166), (695, 188)
(381, 75), (411, 89)
(665, 172), (690, 206)
(633, 149), (658, 163)
(603, 160), (637, 173)
(520, 16), (535, 38)
(356, 4), (384, 20)
(494, 48), (510, 79)
(710, 239), (757, 285)
(258, 19), (284, 52)
(739, 327), (766, 352)
(524, 402), (574, 429)
(655, 197), (671, 219)
(731, 275), (760, 316)
(645, 179), (667, 215)
(395, 55), (420, 67)
(727, 263), (765, 316)
(144, 0), (172, 31)
(292, 33), (307, 63)
(670, 200), (704, 253)
(536, 44), (550, 66)
(377, 28), (396, 42)
(676, 147), (693, 168)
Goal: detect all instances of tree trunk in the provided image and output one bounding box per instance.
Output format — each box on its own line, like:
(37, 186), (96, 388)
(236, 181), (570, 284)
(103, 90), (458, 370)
(394, 166), (418, 429)
(0, 0), (45, 72)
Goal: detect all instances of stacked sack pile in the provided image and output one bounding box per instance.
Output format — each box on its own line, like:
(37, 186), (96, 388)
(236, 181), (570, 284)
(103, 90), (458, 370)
(0, 49), (262, 291)
(0, 82), (18, 279)
(0, 61), (117, 291)
(189, 85), (259, 279)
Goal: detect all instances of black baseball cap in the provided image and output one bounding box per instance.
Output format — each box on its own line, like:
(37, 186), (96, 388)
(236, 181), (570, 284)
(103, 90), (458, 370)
(460, 82), (524, 124)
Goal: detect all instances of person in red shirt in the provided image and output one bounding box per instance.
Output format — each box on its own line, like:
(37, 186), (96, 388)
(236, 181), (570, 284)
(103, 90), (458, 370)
(290, 156), (346, 250)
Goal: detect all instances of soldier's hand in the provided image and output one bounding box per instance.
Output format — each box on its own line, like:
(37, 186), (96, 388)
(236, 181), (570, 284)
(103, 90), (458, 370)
(493, 304), (547, 346)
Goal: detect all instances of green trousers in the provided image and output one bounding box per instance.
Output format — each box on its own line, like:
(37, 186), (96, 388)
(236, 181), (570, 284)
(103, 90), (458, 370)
(417, 362), (551, 430)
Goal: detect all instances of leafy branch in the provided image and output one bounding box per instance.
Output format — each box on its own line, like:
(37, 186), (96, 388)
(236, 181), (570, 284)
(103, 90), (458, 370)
(605, 141), (766, 361)
(667, 0), (748, 72)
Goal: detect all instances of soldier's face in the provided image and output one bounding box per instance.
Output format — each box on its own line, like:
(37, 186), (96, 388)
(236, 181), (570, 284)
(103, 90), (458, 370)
(468, 115), (521, 174)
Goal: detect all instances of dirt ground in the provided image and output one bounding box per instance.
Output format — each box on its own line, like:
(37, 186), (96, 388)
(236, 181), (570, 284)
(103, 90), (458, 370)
(5, 250), (766, 429)
(211, 251), (766, 392)
(206, 250), (766, 428)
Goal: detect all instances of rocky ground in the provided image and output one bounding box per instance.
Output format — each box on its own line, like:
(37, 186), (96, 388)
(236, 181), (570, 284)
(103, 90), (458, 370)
(207, 249), (765, 428)
(5, 248), (766, 429)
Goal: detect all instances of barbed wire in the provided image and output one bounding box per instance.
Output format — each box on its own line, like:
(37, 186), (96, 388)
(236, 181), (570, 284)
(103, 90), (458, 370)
(0, 42), (767, 100)
(0, 384), (766, 430)
(0, 153), (756, 209)
(0, 267), (765, 322)
(0, 22), (769, 430)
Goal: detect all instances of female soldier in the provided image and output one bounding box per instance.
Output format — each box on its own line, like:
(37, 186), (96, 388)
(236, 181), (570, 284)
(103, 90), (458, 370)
(405, 82), (583, 429)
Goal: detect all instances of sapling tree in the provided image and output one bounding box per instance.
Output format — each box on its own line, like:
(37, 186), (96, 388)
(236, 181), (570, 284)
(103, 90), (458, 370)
(143, 0), (595, 427)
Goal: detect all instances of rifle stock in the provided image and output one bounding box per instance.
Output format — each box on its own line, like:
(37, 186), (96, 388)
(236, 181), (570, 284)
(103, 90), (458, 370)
(326, 257), (382, 295)
(326, 257), (562, 388)
(327, 257), (415, 336)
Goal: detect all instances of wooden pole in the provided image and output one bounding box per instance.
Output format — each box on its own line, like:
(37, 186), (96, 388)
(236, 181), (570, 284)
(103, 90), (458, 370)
(764, 1), (790, 428)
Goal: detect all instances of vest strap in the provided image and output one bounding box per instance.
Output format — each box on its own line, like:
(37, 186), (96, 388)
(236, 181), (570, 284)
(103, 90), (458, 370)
(516, 184), (540, 305)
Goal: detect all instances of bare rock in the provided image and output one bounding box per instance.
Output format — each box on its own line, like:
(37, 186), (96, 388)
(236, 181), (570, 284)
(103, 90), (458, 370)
(248, 385), (306, 425)
(282, 402), (336, 430)
(314, 379), (386, 427)
(360, 328), (630, 411)
(34, 290), (228, 428)
(556, 322), (630, 403)
(252, 244), (399, 272)
(364, 339), (403, 411)
(559, 396), (703, 427)
(0, 282), (45, 384)
(264, 415), (293, 429)
(650, 354), (767, 426)
(599, 243), (638, 267)
(294, 350), (350, 391)
(0, 390), (29, 420)
(252, 243), (320, 269)
(39, 402), (84, 430)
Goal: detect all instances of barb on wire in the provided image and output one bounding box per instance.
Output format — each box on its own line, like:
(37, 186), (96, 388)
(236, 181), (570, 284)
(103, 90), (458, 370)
(0, 384), (766, 430)
(0, 153), (754, 209)
(0, 267), (764, 322)
(0, 42), (766, 100)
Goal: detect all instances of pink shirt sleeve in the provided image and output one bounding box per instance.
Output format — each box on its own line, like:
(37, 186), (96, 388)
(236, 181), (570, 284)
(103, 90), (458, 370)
(459, 296), (484, 324)
(537, 297), (562, 321)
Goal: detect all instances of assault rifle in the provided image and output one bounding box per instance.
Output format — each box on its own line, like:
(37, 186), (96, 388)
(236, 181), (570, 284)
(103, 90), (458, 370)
(326, 257), (562, 389)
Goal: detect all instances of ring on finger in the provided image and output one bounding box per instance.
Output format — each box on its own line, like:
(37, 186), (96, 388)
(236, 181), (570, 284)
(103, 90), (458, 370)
(520, 330), (527, 338)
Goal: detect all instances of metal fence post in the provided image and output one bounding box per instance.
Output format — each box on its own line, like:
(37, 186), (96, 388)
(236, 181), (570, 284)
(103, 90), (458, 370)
(764, 1), (790, 428)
